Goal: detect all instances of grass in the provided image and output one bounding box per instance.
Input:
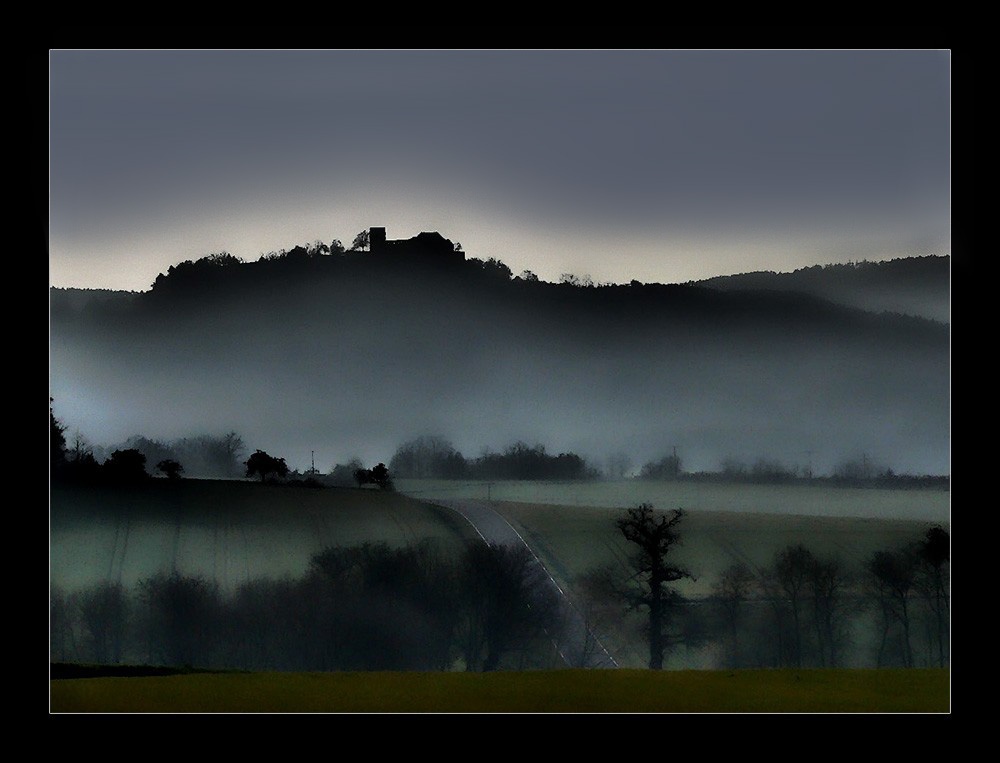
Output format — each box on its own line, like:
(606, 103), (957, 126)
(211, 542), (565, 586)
(51, 480), (476, 593)
(396, 479), (949, 522)
(50, 668), (949, 713)
(493, 501), (944, 599)
(485, 500), (950, 670)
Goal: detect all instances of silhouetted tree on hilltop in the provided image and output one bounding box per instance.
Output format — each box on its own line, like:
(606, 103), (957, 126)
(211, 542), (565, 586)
(103, 449), (150, 484)
(467, 257), (512, 281)
(244, 450), (289, 483)
(353, 463), (394, 490)
(156, 459), (184, 480)
(351, 230), (370, 252)
(371, 463), (393, 491)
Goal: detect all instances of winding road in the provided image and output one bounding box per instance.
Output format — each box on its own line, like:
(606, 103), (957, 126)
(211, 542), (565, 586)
(431, 498), (618, 669)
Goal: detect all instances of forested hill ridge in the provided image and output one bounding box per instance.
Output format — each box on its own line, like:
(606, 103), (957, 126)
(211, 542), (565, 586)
(692, 255), (949, 323)
(51, 251), (949, 324)
(49, 243), (949, 476)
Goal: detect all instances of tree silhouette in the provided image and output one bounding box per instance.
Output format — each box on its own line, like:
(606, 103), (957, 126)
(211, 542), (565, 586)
(157, 459), (184, 480)
(713, 562), (756, 668)
(615, 504), (693, 669)
(352, 462), (393, 490)
(350, 230), (370, 251)
(918, 526), (950, 667)
(868, 547), (918, 667)
(390, 435), (468, 479)
(370, 462), (393, 491)
(770, 544), (814, 668)
(221, 432), (247, 475)
(103, 448), (150, 484)
(244, 450), (289, 483)
(460, 543), (558, 671)
(50, 399), (67, 477)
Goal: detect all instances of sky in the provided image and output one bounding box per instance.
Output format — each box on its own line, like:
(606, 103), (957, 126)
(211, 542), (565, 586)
(49, 49), (951, 291)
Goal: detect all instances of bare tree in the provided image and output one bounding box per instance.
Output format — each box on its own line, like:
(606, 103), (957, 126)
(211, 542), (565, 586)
(808, 556), (853, 667)
(916, 525), (949, 667)
(77, 582), (129, 664)
(615, 504), (693, 670)
(222, 431), (247, 476)
(459, 543), (559, 672)
(713, 562), (756, 667)
(770, 544), (814, 668)
(867, 547), (918, 667)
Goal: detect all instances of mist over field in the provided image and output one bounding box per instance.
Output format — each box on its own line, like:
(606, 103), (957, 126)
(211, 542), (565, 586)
(49, 253), (949, 477)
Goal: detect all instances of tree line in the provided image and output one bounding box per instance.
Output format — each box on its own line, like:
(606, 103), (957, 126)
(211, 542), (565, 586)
(389, 436), (598, 481)
(51, 408), (248, 485)
(51, 541), (561, 673)
(591, 505), (950, 670)
(50, 494), (949, 673)
(51, 403), (397, 490)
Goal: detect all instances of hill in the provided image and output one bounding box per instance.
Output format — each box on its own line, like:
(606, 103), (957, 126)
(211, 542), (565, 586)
(693, 256), (949, 322)
(49, 245), (949, 476)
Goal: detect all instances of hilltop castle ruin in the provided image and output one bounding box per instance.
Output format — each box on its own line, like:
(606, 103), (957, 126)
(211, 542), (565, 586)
(369, 227), (464, 265)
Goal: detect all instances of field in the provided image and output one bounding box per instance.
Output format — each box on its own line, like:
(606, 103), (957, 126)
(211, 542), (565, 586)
(51, 478), (949, 675)
(50, 481), (475, 593)
(493, 501), (942, 599)
(50, 668), (950, 713)
(396, 479), (949, 522)
(488, 500), (946, 669)
(52, 479), (948, 596)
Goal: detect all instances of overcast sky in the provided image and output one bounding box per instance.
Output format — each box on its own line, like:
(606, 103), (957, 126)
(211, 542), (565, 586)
(49, 49), (950, 291)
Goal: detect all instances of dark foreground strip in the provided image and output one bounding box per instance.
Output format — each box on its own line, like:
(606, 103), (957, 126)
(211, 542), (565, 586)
(51, 663), (244, 680)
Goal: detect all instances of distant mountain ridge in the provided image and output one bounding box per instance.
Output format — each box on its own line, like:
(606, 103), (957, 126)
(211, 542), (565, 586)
(691, 255), (949, 323)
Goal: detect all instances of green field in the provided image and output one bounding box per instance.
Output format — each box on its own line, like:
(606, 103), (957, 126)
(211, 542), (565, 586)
(52, 479), (948, 596)
(397, 479), (949, 522)
(493, 501), (942, 600)
(50, 668), (949, 713)
(51, 479), (948, 673)
(491, 500), (948, 669)
(51, 481), (475, 593)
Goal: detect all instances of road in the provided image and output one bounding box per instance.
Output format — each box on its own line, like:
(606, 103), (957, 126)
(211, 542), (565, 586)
(432, 498), (618, 669)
